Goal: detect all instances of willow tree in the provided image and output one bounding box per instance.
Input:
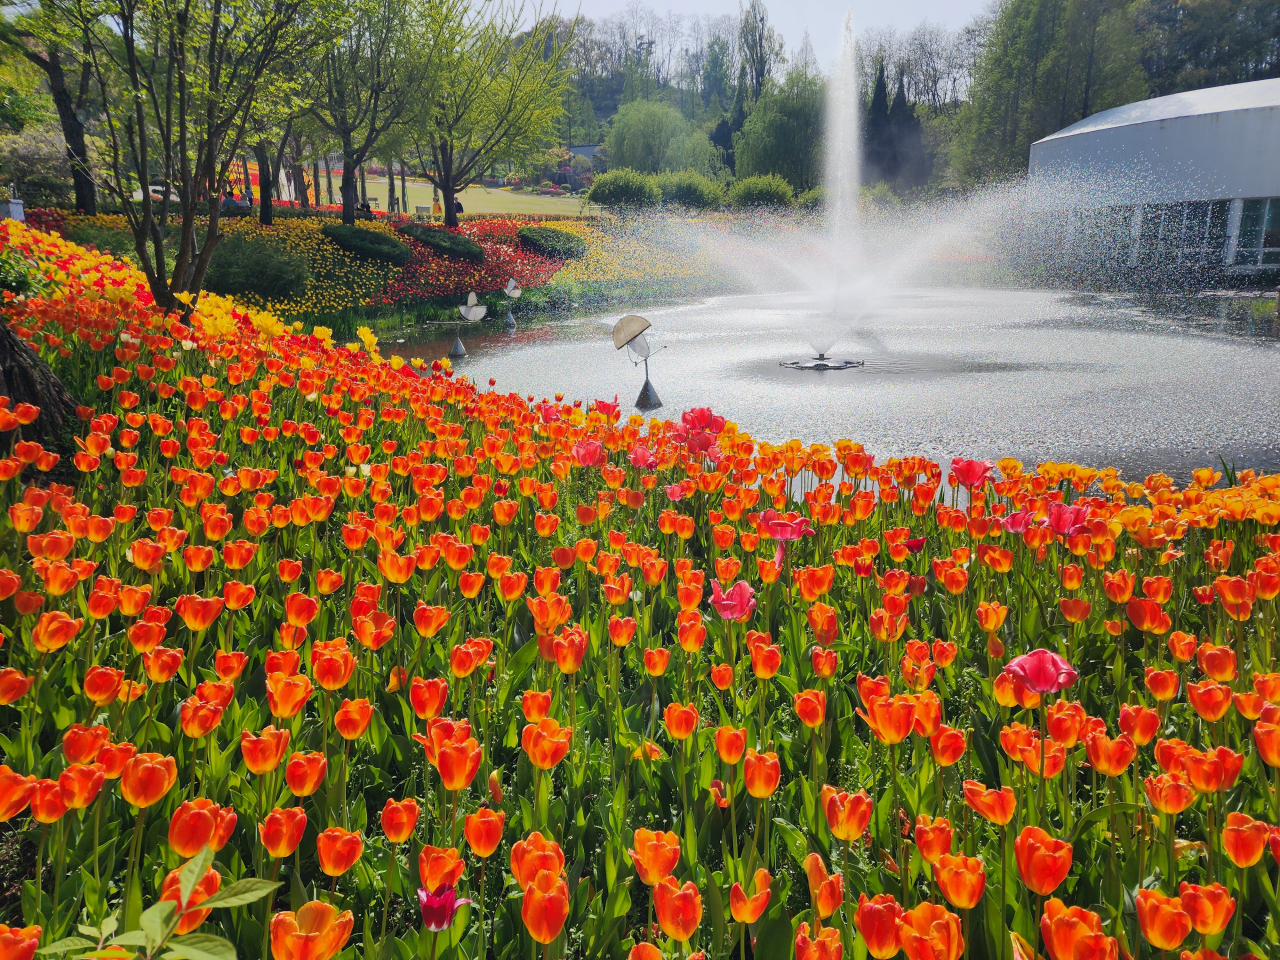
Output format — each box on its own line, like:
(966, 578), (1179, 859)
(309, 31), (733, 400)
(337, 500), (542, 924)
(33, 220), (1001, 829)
(414, 3), (571, 228)
(68, 0), (339, 308)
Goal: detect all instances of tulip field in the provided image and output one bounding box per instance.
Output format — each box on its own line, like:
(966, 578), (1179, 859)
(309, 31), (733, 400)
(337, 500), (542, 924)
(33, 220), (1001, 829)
(5, 218), (1280, 960)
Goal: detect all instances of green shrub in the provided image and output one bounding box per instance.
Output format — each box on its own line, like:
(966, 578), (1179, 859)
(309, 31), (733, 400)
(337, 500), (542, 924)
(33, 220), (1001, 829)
(397, 222), (484, 263)
(796, 186), (825, 210)
(0, 246), (47, 296)
(727, 174), (794, 208)
(586, 169), (660, 207)
(654, 170), (724, 209)
(517, 225), (587, 260)
(320, 223), (411, 266)
(204, 232), (310, 300)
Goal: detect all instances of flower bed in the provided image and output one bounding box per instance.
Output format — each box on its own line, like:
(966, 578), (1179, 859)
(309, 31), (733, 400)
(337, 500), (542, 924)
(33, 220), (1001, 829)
(3, 220), (1280, 960)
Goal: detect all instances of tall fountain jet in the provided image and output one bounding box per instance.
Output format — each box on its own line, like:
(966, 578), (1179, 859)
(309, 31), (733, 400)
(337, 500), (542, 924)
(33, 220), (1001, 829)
(780, 13), (866, 371)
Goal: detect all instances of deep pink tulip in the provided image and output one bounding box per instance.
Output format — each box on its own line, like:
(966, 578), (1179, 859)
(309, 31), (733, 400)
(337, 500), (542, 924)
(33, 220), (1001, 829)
(572, 440), (605, 468)
(950, 458), (994, 488)
(418, 886), (471, 932)
(1006, 648), (1079, 694)
(711, 580), (756, 622)
(1046, 502), (1091, 537)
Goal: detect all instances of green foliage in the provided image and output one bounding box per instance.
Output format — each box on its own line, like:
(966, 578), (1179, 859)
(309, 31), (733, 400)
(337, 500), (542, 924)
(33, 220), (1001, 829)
(204, 233), (311, 300)
(795, 186), (824, 209)
(0, 246), (48, 296)
(605, 101), (690, 175)
(398, 222), (485, 262)
(320, 223), (412, 266)
(586, 168), (661, 207)
(654, 169), (724, 209)
(955, 0), (1147, 181)
(516, 225), (587, 259)
(733, 66), (824, 192)
(0, 125), (75, 207)
(727, 173), (793, 208)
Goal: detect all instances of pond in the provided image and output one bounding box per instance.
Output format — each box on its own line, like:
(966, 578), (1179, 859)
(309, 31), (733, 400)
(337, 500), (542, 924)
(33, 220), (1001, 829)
(386, 286), (1280, 480)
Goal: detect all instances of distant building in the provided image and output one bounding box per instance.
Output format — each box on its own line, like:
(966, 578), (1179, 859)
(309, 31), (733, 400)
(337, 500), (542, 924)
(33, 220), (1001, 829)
(1028, 78), (1280, 280)
(568, 144), (605, 172)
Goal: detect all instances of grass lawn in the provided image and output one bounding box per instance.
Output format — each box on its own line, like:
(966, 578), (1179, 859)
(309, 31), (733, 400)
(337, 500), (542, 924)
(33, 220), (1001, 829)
(359, 176), (597, 217)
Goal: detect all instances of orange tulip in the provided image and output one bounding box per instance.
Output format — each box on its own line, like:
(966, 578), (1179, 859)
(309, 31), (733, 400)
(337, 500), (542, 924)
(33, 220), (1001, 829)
(663, 701), (699, 741)
(859, 695), (917, 744)
(629, 828), (680, 885)
(820, 785), (873, 841)
(1136, 889), (1191, 951)
(744, 748), (781, 798)
(334, 698), (373, 740)
(31, 779), (67, 823)
(1255, 722), (1280, 767)
(730, 868), (772, 923)
(180, 697), (225, 739)
(380, 798), (419, 844)
(0, 766), (35, 822)
(930, 726), (967, 767)
(267, 672), (313, 719)
(312, 640), (356, 691)
(285, 751), (327, 796)
(437, 736), (482, 791)
(1145, 774), (1196, 814)
(1145, 668), (1180, 701)
(95, 742), (136, 780)
(803, 853), (844, 919)
(418, 844), (465, 893)
(1084, 732), (1136, 777)
(169, 798), (236, 856)
(316, 827), (362, 876)
(653, 875), (703, 942)
(158, 864), (221, 934)
(413, 603), (451, 638)
(796, 922), (844, 960)
(120, 753), (177, 808)
(1014, 826), (1072, 896)
(260, 807), (308, 858)
(464, 807), (505, 858)
(57, 762), (105, 810)
(410, 677), (449, 720)
(269, 901), (353, 960)
(1041, 899), (1110, 960)
(174, 594), (224, 632)
(81, 666), (122, 707)
(242, 726), (290, 775)
(1178, 882), (1234, 936)
(898, 901), (964, 960)
(1222, 811), (1268, 867)
(915, 815), (953, 864)
(1187, 681), (1232, 722)
(522, 690), (552, 722)
(522, 719), (572, 770)
(522, 870), (570, 944)
(1119, 704), (1160, 746)
(794, 689), (827, 729)
(854, 893), (905, 959)
(62, 724), (111, 764)
(0, 926), (41, 960)
(32, 610), (82, 652)
(511, 831), (565, 889)
(936, 853), (985, 910)
(715, 726), (747, 765)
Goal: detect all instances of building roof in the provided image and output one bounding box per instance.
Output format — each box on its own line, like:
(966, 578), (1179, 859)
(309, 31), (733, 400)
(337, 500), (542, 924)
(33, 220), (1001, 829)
(1035, 77), (1280, 144)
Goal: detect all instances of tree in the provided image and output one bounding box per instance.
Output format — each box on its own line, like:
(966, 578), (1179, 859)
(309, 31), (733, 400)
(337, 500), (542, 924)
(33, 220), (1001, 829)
(310, 0), (443, 225)
(701, 35), (731, 107)
(737, 0), (784, 103)
(733, 65), (823, 192)
(605, 100), (689, 174)
(68, 0), (336, 309)
(413, 3), (571, 228)
(1137, 0), (1280, 95)
(888, 73), (930, 189)
(0, 7), (98, 212)
(863, 60), (895, 183)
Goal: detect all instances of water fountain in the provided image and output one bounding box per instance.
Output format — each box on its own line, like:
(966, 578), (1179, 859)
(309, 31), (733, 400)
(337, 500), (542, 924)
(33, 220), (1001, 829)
(779, 13), (866, 372)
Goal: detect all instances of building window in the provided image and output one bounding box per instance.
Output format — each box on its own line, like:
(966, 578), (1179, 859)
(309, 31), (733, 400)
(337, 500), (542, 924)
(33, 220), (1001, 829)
(1235, 199), (1280, 266)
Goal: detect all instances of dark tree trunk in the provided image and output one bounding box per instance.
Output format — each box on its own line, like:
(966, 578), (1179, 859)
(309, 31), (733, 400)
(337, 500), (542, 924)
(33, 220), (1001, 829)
(340, 163), (358, 225)
(0, 321), (80, 455)
(27, 46), (96, 214)
(311, 158), (320, 208)
(442, 182), (458, 227)
(253, 142), (274, 225)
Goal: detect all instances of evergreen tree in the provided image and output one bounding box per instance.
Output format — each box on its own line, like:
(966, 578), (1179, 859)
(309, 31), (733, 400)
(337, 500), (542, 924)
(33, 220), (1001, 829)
(863, 60), (895, 184)
(888, 74), (930, 189)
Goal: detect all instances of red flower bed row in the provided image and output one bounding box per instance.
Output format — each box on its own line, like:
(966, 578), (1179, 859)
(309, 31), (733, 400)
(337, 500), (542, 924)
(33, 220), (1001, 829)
(374, 219), (563, 306)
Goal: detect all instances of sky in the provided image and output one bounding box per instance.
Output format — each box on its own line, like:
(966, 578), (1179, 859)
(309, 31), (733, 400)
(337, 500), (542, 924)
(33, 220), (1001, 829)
(565, 0), (994, 69)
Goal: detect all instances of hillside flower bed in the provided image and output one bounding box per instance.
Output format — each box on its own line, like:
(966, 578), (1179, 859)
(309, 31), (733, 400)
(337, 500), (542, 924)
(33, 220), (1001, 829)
(5, 220), (1280, 960)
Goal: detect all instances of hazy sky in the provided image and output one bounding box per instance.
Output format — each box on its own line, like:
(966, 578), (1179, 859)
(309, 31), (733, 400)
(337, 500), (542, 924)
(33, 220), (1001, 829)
(566, 0), (994, 69)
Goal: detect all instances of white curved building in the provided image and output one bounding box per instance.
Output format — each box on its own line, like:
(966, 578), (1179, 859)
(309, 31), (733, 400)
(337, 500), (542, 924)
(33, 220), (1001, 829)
(1028, 78), (1280, 274)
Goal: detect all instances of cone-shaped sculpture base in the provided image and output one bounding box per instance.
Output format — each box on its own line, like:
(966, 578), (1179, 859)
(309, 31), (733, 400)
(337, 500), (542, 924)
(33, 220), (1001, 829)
(504, 310), (516, 333)
(635, 378), (662, 411)
(449, 337), (467, 359)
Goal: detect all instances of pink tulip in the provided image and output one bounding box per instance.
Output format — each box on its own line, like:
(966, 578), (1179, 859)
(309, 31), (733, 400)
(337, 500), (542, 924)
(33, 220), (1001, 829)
(757, 510), (815, 542)
(1046, 502), (1090, 537)
(418, 886), (471, 933)
(1006, 648), (1078, 694)
(572, 440), (605, 468)
(711, 580), (756, 622)
(950, 458), (994, 488)
(628, 444), (657, 470)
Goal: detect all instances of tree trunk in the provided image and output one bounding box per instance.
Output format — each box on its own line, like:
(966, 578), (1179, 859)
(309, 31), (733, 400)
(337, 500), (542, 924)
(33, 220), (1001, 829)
(32, 47), (97, 214)
(253, 141), (273, 225)
(340, 161), (358, 225)
(400, 162), (407, 215)
(312, 158), (320, 208)
(0, 321), (80, 457)
(324, 154), (334, 206)
(442, 181), (458, 227)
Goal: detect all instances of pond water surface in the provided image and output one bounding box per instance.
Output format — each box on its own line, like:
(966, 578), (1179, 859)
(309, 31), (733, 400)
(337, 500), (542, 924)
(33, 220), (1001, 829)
(386, 287), (1280, 481)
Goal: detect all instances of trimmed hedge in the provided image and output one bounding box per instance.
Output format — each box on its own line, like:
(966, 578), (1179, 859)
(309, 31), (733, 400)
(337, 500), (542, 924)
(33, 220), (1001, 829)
(654, 170), (724, 209)
(204, 233), (310, 300)
(320, 223), (411, 266)
(796, 186), (825, 210)
(586, 168), (661, 207)
(727, 174), (794, 208)
(397, 222), (484, 263)
(517, 225), (587, 260)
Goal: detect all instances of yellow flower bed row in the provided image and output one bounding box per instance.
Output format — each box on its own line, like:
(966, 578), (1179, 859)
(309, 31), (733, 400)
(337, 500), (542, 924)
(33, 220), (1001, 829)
(547, 219), (718, 290)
